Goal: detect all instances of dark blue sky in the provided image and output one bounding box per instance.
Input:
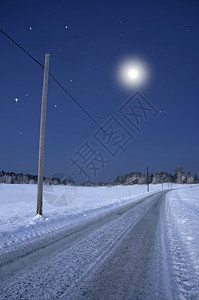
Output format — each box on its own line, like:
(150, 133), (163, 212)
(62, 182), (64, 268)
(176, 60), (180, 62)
(0, 0), (199, 182)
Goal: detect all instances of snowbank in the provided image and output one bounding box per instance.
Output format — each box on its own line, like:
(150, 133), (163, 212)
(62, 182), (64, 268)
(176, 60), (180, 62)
(166, 186), (199, 274)
(0, 183), (196, 253)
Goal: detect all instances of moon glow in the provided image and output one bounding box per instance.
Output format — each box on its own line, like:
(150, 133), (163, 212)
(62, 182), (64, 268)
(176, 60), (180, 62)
(117, 56), (151, 89)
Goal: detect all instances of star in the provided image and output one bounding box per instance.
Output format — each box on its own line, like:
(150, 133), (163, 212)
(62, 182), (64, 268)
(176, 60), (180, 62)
(29, 27), (32, 31)
(15, 98), (19, 103)
(160, 110), (166, 115)
(65, 25), (68, 29)
(54, 104), (57, 108)
(19, 132), (22, 135)
(26, 93), (29, 97)
(70, 79), (73, 82)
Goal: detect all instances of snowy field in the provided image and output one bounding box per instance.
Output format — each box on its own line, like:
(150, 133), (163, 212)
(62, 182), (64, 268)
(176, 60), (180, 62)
(0, 183), (198, 254)
(0, 183), (166, 252)
(0, 183), (199, 299)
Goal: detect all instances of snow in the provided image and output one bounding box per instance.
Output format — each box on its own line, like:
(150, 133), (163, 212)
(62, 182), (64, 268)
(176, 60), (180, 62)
(166, 186), (199, 276)
(0, 183), (199, 299)
(0, 183), (161, 252)
(0, 183), (197, 255)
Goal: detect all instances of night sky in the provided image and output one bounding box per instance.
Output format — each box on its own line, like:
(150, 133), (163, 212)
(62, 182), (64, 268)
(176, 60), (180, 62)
(0, 0), (199, 183)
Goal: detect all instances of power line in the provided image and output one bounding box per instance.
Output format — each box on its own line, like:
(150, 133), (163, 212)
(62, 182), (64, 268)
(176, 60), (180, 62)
(0, 28), (104, 131)
(48, 72), (103, 130)
(0, 29), (44, 69)
(0, 28), (132, 159)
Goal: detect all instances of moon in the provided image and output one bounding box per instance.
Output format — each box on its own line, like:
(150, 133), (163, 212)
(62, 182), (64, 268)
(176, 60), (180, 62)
(117, 57), (151, 89)
(128, 69), (138, 79)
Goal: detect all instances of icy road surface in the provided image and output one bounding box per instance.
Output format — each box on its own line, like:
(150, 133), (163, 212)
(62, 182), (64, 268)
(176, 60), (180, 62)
(0, 188), (199, 299)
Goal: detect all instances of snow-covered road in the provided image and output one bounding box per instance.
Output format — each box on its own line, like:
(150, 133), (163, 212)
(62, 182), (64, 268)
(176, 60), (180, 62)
(0, 188), (199, 299)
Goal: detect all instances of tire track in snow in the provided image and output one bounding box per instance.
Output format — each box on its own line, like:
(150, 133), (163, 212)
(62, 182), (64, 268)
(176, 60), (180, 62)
(0, 192), (165, 300)
(63, 192), (167, 300)
(2, 189), (198, 300)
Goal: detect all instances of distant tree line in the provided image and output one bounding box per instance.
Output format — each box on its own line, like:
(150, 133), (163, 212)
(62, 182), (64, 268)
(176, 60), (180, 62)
(0, 166), (198, 185)
(113, 167), (198, 185)
(0, 170), (75, 185)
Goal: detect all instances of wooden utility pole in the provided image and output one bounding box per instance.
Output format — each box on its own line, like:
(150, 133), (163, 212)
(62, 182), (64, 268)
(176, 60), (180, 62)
(37, 54), (50, 215)
(147, 166), (149, 192)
